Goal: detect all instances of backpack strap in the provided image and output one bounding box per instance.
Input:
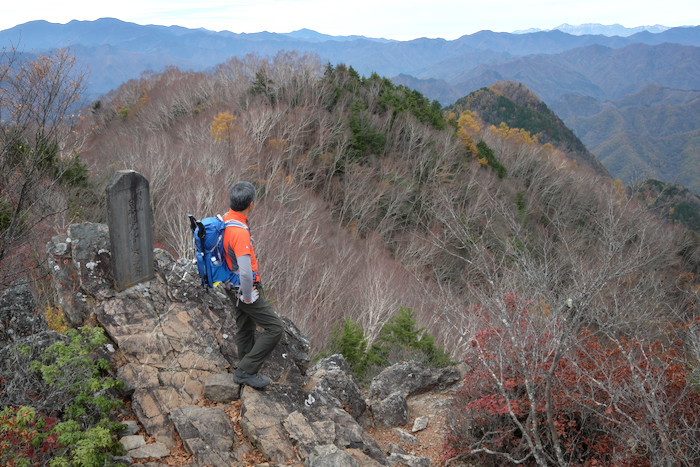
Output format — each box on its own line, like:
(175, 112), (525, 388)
(223, 218), (257, 282)
(224, 219), (249, 231)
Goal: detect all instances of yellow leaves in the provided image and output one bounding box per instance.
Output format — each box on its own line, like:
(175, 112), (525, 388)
(494, 122), (538, 145)
(457, 111), (482, 135)
(477, 157), (489, 167)
(456, 111), (482, 155)
(45, 305), (70, 334)
(211, 111), (238, 141)
(612, 178), (629, 204)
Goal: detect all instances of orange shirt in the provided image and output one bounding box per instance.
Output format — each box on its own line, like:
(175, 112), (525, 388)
(222, 209), (260, 279)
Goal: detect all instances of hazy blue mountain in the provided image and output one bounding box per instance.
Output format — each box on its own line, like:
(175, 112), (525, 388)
(3, 18), (698, 99)
(552, 85), (700, 193)
(283, 28), (391, 42)
(401, 42), (700, 105)
(515, 23), (671, 36)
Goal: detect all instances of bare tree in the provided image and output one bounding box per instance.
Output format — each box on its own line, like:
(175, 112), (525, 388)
(0, 47), (86, 286)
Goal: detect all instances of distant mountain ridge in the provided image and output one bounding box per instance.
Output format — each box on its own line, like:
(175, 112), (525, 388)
(514, 23), (672, 36)
(2, 18), (699, 97)
(2, 17), (699, 193)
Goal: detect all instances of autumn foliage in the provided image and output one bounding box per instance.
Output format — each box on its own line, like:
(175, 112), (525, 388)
(444, 294), (700, 466)
(7, 49), (693, 465)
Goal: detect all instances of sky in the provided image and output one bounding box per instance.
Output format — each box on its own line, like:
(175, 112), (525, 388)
(1, 0), (698, 40)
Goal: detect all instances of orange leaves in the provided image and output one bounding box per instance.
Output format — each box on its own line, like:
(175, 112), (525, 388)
(210, 111), (238, 141)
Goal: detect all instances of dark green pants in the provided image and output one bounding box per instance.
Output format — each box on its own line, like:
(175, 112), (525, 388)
(225, 289), (283, 374)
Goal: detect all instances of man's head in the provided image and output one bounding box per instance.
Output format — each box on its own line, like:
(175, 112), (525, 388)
(230, 181), (257, 212)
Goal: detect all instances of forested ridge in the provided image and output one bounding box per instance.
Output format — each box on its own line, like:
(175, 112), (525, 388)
(2, 49), (699, 465)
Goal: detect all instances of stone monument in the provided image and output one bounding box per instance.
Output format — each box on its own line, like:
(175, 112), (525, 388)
(105, 170), (155, 291)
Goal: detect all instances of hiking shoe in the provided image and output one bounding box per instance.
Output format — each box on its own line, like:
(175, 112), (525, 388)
(234, 368), (271, 389)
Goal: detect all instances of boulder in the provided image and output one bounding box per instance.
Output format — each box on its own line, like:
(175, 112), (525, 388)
(128, 442), (170, 459)
(306, 354), (368, 422)
(305, 444), (359, 466)
(369, 361), (461, 401)
(387, 453), (431, 466)
(47, 222), (114, 325)
(394, 428), (419, 445)
(412, 416), (430, 433)
(120, 420), (140, 436)
(120, 435), (146, 451)
(372, 392), (409, 428)
(42, 223), (398, 465)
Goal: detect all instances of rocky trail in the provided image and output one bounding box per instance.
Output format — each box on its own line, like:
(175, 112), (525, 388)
(3, 222), (465, 466)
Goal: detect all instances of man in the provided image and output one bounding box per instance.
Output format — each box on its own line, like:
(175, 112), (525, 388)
(223, 181), (283, 389)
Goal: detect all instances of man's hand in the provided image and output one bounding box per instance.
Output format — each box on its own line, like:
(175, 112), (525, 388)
(241, 288), (259, 304)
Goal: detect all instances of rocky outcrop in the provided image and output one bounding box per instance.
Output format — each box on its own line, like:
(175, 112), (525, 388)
(44, 222), (463, 465)
(47, 223), (312, 459)
(305, 354), (369, 424)
(170, 405), (238, 465)
(240, 383), (385, 465)
(0, 281), (46, 345)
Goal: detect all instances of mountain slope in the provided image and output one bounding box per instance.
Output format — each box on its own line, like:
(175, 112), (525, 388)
(555, 85), (700, 193)
(449, 81), (610, 176)
(447, 43), (700, 102)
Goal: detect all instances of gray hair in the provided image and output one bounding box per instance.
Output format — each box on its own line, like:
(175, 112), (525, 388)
(230, 181), (257, 211)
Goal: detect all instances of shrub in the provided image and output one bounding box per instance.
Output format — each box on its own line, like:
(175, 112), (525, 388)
(30, 326), (123, 425)
(367, 306), (452, 369)
(328, 318), (369, 377)
(0, 326), (126, 466)
(443, 308), (700, 466)
(326, 307), (453, 382)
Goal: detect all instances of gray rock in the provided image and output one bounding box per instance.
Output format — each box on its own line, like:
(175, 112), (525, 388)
(120, 434), (146, 451)
(240, 384), (386, 465)
(118, 363), (159, 393)
(306, 354), (367, 420)
(128, 442), (170, 459)
(0, 282), (45, 345)
(204, 372), (241, 402)
(385, 442), (406, 455)
(394, 428), (419, 445)
(111, 455), (132, 465)
(305, 444), (360, 467)
(44, 222), (394, 466)
(170, 405), (237, 465)
(369, 361), (461, 401)
(387, 453), (431, 466)
(48, 223), (114, 325)
(372, 392), (409, 428)
(411, 416), (429, 433)
(121, 420), (140, 436)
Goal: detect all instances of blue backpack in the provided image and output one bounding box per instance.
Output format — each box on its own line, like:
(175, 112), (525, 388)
(188, 214), (248, 288)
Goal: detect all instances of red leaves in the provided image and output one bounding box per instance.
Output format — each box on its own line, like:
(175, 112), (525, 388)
(445, 293), (699, 465)
(467, 393), (525, 417)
